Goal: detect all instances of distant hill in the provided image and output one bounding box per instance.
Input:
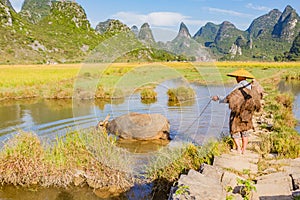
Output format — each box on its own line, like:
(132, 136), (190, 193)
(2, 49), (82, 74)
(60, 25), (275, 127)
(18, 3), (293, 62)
(1, 0), (300, 63)
(191, 5), (300, 61)
(0, 0), (103, 64)
(247, 9), (281, 38)
(287, 32), (300, 61)
(128, 4), (300, 61)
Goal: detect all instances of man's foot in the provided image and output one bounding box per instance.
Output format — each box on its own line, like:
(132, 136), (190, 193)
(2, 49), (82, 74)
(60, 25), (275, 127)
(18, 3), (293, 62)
(230, 149), (242, 154)
(242, 149), (246, 155)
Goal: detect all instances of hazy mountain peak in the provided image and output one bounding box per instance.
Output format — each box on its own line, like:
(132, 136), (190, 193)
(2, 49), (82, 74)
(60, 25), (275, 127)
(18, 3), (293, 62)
(283, 5), (294, 15)
(177, 22), (191, 38)
(131, 25), (139, 37)
(138, 23), (155, 44)
(95, 19), (114, 34)
(220, 21), (235, 28)
(95, 19), (131, 36)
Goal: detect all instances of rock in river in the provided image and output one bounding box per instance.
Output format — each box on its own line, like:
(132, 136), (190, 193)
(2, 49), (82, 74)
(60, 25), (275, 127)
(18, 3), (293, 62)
(97, 112), (170, 140)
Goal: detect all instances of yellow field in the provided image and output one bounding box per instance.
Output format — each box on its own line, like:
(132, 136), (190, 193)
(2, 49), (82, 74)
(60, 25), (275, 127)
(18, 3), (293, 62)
(0, 62), (300, 100)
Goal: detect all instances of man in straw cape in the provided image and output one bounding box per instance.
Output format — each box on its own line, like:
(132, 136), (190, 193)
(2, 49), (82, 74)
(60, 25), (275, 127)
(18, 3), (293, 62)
(212, 69), (263, 154)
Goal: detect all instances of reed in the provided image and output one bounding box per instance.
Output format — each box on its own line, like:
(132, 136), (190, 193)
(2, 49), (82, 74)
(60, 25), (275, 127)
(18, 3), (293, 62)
(0, 129), (133, 190)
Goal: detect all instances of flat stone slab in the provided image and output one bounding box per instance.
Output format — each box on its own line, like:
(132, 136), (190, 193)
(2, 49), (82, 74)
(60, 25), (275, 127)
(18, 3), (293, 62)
(199, 163), (223, 182)
(255, 172), (293, 199)
(170, 169), (226, 200)
(213, 151), (259, 174)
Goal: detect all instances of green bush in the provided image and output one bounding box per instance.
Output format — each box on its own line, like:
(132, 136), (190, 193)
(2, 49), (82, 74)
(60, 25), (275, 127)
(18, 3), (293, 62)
(140, 88), (157, 100)
(167, 87), (195, 102)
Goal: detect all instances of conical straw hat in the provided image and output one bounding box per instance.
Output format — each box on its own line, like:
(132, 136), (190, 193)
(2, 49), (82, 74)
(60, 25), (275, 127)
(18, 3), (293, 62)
(227, 68), (255, 79)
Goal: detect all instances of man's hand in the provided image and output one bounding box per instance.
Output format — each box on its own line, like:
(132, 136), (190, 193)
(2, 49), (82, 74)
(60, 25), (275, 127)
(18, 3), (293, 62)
(211, 96), (219, 101)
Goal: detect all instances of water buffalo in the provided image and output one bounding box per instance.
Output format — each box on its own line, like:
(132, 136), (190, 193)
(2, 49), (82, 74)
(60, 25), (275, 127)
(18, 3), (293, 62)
(97, 112), (170, 140)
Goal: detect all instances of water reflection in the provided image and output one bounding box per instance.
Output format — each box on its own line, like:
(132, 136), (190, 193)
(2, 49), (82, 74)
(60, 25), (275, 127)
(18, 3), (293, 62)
(0, 80), (230, 145)
(117, 139), (169, 153)
(0, 186), (109, 200)
(141, 98), (157, 105)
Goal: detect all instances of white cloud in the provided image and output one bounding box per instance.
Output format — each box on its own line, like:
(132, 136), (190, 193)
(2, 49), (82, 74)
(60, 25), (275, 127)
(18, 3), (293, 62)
(147, 12), (188, 26)
(207, 7), (253, 18)
(151, 27), (177, 42)
(10, 0), (24, 12)
(112, 11), (203, 28)
(246, 3), (271, 12)
(111, 11), (209, 41)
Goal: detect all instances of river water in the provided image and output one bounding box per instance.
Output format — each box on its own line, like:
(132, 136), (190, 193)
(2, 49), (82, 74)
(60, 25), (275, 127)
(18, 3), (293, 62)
(0, 79), (231, 200)
(0, 79), (231, 146)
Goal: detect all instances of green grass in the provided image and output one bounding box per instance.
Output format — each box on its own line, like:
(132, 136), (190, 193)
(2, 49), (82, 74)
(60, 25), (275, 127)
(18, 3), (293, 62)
(257, 78), (300, 159)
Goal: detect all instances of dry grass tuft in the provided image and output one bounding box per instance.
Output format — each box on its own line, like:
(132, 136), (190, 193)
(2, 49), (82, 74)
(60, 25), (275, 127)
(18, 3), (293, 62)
(0, 130), (133, 191)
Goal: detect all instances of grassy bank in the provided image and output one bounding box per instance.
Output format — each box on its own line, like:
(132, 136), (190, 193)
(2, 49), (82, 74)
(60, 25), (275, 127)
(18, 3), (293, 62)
(0, 129), (133, 194)
(258, 79), (300, 158)
(1, 62), (300, 100)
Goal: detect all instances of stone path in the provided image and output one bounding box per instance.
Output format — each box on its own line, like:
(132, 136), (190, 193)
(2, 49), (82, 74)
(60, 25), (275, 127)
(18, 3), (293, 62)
(168, 136), (300, 200)
(168, 108), (300, 199)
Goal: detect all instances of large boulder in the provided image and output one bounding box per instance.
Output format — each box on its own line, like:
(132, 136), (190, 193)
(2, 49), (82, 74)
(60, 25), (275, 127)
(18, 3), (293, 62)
(102, 112), (170, 140)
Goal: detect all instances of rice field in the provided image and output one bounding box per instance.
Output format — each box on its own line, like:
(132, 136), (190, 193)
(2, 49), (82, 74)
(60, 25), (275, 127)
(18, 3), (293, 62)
(0, 62), (300, 100)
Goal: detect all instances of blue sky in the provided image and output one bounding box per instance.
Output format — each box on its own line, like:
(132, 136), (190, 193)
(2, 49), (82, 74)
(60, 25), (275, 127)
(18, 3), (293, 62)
(10, 0), (300, 42)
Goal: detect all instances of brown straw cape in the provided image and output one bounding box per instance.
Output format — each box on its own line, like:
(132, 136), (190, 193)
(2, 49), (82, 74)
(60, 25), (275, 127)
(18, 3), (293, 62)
(227, 68), (255, 79)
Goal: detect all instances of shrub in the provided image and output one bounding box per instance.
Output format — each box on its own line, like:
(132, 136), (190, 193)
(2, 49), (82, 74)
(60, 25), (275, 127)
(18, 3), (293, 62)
(167, 87), (195, 102)
(140, 88), (157, 100)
